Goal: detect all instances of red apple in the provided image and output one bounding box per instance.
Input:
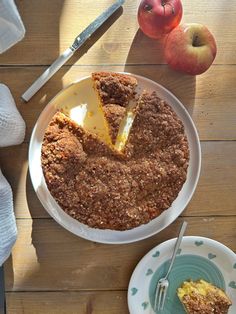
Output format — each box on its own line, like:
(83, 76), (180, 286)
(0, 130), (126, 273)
(164, 23), (217, 75)
(138, 0), (183, 39)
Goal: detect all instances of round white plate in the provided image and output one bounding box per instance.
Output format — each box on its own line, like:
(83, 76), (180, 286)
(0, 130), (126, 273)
(29, 73), (201, 244)
(128, 236), (236, 314)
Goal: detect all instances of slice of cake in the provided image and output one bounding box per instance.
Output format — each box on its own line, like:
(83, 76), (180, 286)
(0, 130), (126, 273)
(92, 72), (137, 144)
(177, 279), (232, 314)
(124, 91), (189, 163)
(102, 104), (126, 144)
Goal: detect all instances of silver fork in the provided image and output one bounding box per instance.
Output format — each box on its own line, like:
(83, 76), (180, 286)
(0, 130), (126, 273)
(154, 221), (188, 312)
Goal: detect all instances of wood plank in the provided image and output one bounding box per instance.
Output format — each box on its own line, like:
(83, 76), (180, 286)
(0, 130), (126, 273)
(0, 1), (234, 313)
(0, 65), (235, 141)
(0, 0), (235, 65)
(0, 141), (235, 219)
(185, 141), (236, 217)
(4, 216), (236, 292)
(6, 291), (128, 314)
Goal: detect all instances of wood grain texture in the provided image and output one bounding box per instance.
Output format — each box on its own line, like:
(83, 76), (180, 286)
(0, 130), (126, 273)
(6, 291), (128, 314)
(0, 1), (236, 313)
(0, 65), (236, 142)
(0, 0), (235, 65)
(0, 142), (236, 219)
(4, 216), (236, 292)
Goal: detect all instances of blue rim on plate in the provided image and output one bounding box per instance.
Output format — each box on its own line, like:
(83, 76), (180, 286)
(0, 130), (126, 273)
(128, 236), (236, 313)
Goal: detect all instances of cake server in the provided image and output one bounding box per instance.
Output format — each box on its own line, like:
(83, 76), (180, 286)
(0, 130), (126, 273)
(21, 0), (125, 102)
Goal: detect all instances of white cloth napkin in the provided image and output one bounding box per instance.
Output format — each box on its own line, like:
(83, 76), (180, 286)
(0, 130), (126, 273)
(0, 169), (17, 266)
(0, 84), (25, 146)
(0, 0), (25, 54)
(0, 84), (25, 266)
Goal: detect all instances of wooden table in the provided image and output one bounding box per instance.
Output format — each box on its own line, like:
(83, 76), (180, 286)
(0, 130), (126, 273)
(0, 1), (235, 313)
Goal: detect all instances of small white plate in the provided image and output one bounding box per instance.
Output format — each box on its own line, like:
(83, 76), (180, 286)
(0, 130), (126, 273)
(128, 236), (236, 314)
(29, 73), (201, 244)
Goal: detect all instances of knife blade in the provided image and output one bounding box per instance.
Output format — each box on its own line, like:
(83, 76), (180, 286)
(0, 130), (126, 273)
(21, 0), (125, 102)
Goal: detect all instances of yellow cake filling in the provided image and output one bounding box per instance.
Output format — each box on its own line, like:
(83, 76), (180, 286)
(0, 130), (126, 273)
(61, 91), (136, 152)
(178, 279), (226, 300)
(115, 105), (136, 151)
(178, 279), (232, 314)
(57, 79), (140, 153)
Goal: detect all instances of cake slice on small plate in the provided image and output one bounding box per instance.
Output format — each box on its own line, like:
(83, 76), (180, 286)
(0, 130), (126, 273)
(177, 279), (232, 314)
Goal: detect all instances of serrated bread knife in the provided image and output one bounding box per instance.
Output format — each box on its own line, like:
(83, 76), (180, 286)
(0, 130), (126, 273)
(22, 0), (125, 102)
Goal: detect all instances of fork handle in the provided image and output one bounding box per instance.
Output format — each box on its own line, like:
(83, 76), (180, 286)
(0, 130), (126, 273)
(165, 221), (188, 279)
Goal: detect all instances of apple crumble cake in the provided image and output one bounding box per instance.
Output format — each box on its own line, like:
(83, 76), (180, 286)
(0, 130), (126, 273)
(92, 72), (137, 143)
(41, 72), (189, 231)
(177, 279), (232, 314)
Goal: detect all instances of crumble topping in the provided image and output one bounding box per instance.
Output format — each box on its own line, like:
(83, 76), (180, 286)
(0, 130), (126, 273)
(178, 280), (232, 314)
(41, 73), (190, 230)
(92, 72), (137, 106)
(92, 72), (138, 143)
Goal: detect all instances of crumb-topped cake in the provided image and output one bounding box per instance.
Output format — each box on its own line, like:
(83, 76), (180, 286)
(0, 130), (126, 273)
(177, 280), (232, 314)
(92, 72), (137, 143)
(41, 72), (189, 231)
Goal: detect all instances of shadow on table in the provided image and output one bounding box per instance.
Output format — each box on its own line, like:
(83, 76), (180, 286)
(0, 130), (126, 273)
(17, 4), (124, 145)
(3, 0), (66, 294)
(3, 4), (197, 305)
(124, 29), (196, 116)
(4, 0), (126, 295)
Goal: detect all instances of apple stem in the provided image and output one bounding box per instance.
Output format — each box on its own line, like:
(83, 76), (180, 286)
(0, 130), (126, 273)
(193, 35), (199, 47)
(161, 2), (175, 14)
(192, 34), (203, 47)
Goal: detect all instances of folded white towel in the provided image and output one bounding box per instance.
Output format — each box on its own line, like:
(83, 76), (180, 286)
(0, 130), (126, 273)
(0, 84), (26, 147)
(0, 85), (25, 265)
(0, 169), (17, 266)
(0, 0), (25, 54)
(0, 0), (25, 267)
